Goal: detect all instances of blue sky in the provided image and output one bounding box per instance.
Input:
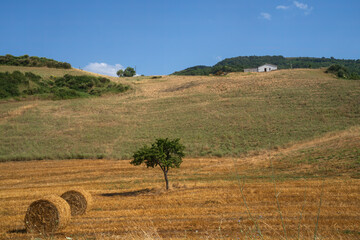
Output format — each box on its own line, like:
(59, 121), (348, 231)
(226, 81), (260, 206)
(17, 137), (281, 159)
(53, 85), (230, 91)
(0, 0), (359, 76)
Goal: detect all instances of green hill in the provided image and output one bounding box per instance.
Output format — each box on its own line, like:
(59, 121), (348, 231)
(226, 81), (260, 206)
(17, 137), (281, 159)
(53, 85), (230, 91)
(173, 55), (360, 76)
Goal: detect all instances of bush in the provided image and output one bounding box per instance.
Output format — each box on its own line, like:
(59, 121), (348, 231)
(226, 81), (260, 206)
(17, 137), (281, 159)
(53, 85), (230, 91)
(0, 71), (26, 98)
(89, 88), (103, 96)
(52, 87), (81, 99)
(25, 72), (42, 83)
(326, 64), (351, 79)
(54, 75), (111, 92)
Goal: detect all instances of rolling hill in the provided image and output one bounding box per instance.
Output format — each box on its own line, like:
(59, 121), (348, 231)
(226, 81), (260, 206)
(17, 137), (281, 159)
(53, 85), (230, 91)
(173, 55), (360, 76)
(0, 67), (359, 161)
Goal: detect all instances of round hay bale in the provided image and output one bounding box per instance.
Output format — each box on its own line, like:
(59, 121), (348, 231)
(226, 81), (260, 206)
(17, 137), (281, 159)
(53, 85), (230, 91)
(24, 195), (71, 234)
(60, 188), (92, 216)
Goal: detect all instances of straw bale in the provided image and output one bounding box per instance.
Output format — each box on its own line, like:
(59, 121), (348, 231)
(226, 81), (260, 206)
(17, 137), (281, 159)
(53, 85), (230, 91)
(61, 188), (92, 216)
(24, 195), (71, 234)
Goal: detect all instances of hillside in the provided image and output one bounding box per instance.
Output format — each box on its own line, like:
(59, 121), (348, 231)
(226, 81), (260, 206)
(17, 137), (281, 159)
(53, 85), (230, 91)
(0, 68), (359, 161)
(173, 55), (360, 76)
(0, 65), (130, 100)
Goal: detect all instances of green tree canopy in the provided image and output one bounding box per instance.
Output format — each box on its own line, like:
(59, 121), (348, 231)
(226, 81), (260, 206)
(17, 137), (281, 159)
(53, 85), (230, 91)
(123, 67), (136, 77)
(131, 138), (185, 190)
(116, 69), (124, 77)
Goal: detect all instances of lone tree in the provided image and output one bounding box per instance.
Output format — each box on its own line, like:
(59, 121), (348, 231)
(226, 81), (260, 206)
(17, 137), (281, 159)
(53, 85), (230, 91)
(131, 138), (185, 190)
(116, 69), (124, 77)
(117, 67), (136, 77)
(123, 67), (136, 77)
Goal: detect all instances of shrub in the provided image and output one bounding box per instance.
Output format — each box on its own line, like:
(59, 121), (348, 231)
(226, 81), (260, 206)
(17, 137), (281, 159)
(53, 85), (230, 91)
(89, 88), (103, 96)
(25, 72), (42, 83)
(0, 71), (23, 98)
(52, 87), (81, 99)
(326, 64), (351, 79)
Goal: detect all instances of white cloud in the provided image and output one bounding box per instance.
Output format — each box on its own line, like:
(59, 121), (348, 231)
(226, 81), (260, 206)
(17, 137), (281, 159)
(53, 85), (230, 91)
(260, 12), (272, 20)
(294, 1), (308, 10)
(83, 62), (124, 77)
(215, 56), (223, 61)
(276, 5), (290, 10)
(293, 1), (313, 14)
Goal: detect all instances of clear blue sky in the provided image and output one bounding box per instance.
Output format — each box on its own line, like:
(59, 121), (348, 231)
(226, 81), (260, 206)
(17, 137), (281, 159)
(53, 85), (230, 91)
(1, 0), (359, 76)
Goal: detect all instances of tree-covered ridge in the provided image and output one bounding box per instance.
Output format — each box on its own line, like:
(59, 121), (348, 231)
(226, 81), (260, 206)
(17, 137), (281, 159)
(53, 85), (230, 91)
(0, 71), (130, 100)
(0, 54), (71, 69)
(173, 55), (360, 76)
(172, 65), (213, 76)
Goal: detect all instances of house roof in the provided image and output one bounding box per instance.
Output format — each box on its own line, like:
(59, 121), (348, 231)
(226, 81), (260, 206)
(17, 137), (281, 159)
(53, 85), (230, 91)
(258, 63), (277, 68)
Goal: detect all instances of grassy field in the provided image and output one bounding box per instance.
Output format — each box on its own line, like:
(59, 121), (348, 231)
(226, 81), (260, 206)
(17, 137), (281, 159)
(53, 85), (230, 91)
(0, 68), (359, 161)
(0, 67), (359, 239)
(0, 127), (359, 239)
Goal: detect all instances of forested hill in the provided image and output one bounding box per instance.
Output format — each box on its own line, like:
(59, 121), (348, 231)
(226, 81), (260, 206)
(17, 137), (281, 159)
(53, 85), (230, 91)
(172, 55), (360, 76)
(0, 54), (71, 69)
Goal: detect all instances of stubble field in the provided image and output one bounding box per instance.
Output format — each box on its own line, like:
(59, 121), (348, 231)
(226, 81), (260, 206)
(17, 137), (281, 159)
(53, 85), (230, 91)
(0, 126), (359, 239)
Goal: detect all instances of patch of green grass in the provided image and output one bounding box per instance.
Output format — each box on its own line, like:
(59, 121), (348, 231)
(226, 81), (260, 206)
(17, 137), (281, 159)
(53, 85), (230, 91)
(342, 230), (360, 235)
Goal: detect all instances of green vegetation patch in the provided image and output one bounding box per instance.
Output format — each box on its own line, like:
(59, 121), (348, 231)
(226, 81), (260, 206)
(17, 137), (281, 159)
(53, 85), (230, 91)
(0, 54), (71, 69)
(0, 71), (130, 100)
(325, 64), (360, 80)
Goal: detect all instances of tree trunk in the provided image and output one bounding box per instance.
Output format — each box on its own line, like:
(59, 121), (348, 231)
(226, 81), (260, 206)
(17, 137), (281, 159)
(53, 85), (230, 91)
(163, 170), (169, 190)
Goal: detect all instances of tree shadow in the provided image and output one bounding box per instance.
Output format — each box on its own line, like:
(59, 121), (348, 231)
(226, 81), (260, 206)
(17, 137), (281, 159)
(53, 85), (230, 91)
(8, 229), (27, 234)
(100, 188), (154, 197)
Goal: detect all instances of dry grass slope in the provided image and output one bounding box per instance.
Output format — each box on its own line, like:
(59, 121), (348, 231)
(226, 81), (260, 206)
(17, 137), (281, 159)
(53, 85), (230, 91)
(0, 69), (359, 160)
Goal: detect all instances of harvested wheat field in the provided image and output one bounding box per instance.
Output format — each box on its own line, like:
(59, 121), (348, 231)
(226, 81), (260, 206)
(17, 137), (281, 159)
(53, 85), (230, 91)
(0, 128), (359, 240)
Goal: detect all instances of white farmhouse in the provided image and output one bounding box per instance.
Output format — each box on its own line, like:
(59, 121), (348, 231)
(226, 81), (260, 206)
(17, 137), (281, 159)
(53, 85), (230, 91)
(244, 64), (277, 73)
(257, 64), (277, 72)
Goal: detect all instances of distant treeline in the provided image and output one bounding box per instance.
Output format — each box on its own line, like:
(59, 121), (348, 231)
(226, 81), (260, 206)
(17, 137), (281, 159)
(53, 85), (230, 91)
(0, 71), (129, 100)
(0, 54), (71, 69)
(172, 55), (360, 76)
